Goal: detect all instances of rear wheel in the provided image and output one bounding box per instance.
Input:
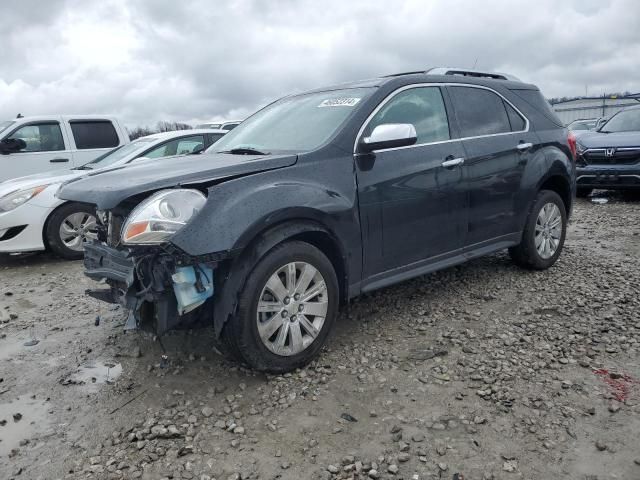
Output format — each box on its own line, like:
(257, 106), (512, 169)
(45, 203), (97, 260)
(222, 241), (338, 372)
(509, 190), (567, 270)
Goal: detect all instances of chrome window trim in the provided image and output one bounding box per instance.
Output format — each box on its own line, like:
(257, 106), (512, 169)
(353, 82), (530, 154)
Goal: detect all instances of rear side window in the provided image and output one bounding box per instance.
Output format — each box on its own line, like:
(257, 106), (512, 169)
(7, 122), (65, 152)
(366, 86), (450, 144)
(70, 120), (119, 149)
(505, 103), (526, 131)
(449, 86), (511, 137)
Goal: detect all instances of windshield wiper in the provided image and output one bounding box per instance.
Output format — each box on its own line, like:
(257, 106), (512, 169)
(219, 147), (270, 155)
(73, 165), (93, 170)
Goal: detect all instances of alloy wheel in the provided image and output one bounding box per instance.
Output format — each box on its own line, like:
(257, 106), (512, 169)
(59, 212), (97, 252)
(534, 202), (562, 259)
(256, 261), (329, 356)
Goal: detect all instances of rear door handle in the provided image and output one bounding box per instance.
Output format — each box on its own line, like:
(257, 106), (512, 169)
(516, 142), (533, 152)
(50, 158), (69, 163)
(441, 157), (465, 168)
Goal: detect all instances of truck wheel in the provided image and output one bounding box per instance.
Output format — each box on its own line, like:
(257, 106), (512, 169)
(223, 241), (339, 372)
(509, 190), (567, 270)
(45, 203), (97, 260)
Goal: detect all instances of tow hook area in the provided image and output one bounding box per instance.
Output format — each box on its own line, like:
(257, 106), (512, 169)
(83, 242), (215, 335)
(172, 265), (214, 315)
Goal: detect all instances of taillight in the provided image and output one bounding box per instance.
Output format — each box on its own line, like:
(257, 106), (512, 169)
(567, 131), (577, 161)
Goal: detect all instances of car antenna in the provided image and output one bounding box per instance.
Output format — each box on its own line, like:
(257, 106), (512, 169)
(16, 113), (23, 118)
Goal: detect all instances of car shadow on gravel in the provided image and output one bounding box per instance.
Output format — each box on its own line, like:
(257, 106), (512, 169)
(0, 251), (71, 269)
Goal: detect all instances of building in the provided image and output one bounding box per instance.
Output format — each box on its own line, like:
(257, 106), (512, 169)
(551, 94), (640, 125)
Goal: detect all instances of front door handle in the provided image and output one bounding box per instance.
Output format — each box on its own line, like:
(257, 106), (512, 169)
(441, 157), (465, 169)
(50, 158), (69, 163)
(516, 142), (533, 152)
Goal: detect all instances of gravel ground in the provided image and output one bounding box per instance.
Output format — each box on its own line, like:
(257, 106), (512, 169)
(1, 194), (639, 480)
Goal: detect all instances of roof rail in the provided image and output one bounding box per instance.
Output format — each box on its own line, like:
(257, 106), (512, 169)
(425, 67), (521, 81)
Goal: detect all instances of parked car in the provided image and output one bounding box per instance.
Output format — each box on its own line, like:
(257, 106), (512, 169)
(575, 105), (640, 196)
(567, 118), (598, 131)
(195, 120), (242, 131)
(0, 129), (226, 259)
(0, 115), (130, 182)
(58, 67), (575, 372)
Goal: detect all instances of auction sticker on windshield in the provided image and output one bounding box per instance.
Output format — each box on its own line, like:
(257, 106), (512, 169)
(318, 98), (361, 107)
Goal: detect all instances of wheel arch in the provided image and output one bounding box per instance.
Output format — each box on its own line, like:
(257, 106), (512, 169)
(537, 173), (572, 216)
(212, 217), (349, 337)
(41, 200), (69, 249)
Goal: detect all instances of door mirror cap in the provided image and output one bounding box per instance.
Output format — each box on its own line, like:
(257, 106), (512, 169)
(0, 138), (27, 154)
(360, 124), (417, 153)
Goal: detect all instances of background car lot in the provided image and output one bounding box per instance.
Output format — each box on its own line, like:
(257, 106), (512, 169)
(1, 194), (639, 479)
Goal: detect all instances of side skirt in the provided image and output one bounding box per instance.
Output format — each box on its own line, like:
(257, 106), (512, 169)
(358, 232), (521, 294)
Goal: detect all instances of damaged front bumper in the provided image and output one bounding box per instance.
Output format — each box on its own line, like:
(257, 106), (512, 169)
(84, 241), (214, 335)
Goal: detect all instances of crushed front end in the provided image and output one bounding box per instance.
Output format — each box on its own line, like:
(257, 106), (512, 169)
(83, 190), (217, 335)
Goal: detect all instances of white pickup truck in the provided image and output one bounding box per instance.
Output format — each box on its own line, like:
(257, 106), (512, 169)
(0, 115), (129, 182)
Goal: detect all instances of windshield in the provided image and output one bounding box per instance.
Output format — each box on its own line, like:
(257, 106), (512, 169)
(210, 87), (375, 154)
(82, 138), (155, 169)
(600, 108), (640, 133)
(0, 121), (15, 134)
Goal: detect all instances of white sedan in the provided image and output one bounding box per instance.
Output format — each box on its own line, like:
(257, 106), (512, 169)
(0, 129), (226, 259)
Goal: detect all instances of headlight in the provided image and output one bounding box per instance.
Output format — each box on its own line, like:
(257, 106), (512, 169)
(576, 141), (587, 154)
(121, 189), (206, 244)
(0, 185), (48, 213)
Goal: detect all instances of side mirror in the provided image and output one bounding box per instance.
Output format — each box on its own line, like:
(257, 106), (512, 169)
(359, 124), (417, 153)
(0, 138), (27, 155)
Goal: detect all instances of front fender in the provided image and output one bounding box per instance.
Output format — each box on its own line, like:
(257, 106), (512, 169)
(170, 167), (360, 260)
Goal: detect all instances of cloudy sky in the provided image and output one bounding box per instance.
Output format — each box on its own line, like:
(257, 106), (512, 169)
(1, 0), (639, 128)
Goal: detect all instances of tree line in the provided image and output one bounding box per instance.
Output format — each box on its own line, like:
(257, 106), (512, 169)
(127, 121), (193, 140)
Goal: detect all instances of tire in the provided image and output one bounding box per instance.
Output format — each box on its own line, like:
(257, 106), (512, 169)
(509, 190), (567, 270)
(576, 187), (592, 198)
(45, 203), (97, 260)
(222, 240), (339, 372)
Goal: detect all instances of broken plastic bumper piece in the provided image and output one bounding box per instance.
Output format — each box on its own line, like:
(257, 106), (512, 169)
(83, 241), (215, 334)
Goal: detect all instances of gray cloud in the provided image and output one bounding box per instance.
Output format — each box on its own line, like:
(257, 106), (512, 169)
(1, 0), (639, 128)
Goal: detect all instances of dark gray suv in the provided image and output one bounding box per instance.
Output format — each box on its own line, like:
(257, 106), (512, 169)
(58, 67), (576, 372)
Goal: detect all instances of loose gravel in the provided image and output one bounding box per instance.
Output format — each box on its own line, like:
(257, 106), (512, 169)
(0, 194), (639, 480)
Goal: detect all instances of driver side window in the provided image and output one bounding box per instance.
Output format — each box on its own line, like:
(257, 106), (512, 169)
(367, 87), (450, 144)
(7, 122), (65, 152)
(144, 135), (205, 159)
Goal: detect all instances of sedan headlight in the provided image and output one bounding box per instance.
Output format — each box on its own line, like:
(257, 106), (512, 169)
(0, 185), (48, 213)
(121, 189), (206, 244)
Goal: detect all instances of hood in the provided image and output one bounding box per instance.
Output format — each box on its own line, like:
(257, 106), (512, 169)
(0, 169), (84, 198)
(576, 130), (640, 149)
(57, 152), (298, 210)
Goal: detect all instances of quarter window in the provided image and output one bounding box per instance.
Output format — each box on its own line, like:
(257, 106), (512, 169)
(505, 102), (526, 131)
(366, 87), (450, 144)
(449, 86), (512, 137)
(7, 122), (65, 152)
(70, 120), (119, 149)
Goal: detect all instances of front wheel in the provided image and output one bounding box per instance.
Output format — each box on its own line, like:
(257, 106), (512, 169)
(223, 241), (339, 372)
(509, 190), (567, 270)
(45, 203), (97, 260)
